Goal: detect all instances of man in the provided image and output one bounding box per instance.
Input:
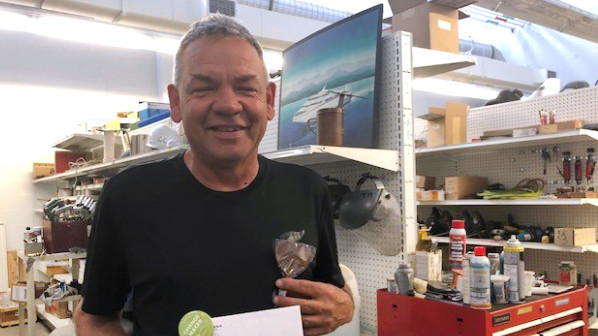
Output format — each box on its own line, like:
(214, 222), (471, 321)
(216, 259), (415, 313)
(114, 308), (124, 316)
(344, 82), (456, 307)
(75, 13), (353, 336)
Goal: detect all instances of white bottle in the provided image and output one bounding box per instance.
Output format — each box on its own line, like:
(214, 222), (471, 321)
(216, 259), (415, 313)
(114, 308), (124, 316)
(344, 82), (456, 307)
(503, 235), (524, 303)
(449, 220), (466, 271)
(23, 227), (34, 243)
(470, 246), (491, 309)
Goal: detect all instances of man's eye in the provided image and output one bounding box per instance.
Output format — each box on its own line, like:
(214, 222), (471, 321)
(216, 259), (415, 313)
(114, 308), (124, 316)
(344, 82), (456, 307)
(193, 87), (211, 92)
(239, 87), (258, 92)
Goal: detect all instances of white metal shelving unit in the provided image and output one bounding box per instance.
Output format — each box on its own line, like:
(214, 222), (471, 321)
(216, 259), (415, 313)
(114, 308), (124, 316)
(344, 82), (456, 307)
(34, 145), (187, 184)
(416, 129), (598, 157)
(432, 236), (598, 253)
(418, 199), (598, 206)
(415, 86), (598, 332)
(17, 251), (86, 336)
(263, 145), (400, 171)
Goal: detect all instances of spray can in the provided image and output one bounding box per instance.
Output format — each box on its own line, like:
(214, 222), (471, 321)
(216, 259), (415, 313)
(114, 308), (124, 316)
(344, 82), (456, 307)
(470, 246), (491, 309)
(504, 235), (524, 303)
(449, 220), (466, 271)
(462, 254), (471, 304)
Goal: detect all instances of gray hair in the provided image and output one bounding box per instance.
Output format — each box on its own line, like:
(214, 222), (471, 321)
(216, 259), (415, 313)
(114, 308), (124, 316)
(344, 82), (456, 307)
(173, 13), (265, 86)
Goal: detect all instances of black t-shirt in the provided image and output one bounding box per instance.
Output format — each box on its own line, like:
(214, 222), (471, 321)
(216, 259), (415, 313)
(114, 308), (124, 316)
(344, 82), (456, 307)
(82, 154), (344, 335)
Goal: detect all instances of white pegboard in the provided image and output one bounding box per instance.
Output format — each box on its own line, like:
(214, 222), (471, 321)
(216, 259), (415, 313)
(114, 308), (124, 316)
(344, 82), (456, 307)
(417, 85), (598, 300)
(468, 86), (598, 141)
(259, 32), (415, 331)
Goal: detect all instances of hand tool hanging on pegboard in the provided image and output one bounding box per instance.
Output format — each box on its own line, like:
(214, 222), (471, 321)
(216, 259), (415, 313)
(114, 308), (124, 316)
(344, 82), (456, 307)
(557, 151), (572, 184)
(586, 148), (596, 186)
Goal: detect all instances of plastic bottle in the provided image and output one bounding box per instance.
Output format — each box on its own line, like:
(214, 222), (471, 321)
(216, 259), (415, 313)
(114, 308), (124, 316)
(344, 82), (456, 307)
(470, 246), (491, 309)
(503, 235), (524, 303)
(449, 220), (466, 271)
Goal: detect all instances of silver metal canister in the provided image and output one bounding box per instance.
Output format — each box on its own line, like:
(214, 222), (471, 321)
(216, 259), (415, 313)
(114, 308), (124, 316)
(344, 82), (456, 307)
(395, 262), (414, 295)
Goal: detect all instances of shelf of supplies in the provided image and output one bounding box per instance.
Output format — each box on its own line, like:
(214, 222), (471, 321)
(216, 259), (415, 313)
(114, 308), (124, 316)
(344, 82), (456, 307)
(417, 198), (598, 207)
(75, 183), (104, 191)
(415, 129), (598, 157)
(432, 236), (598, 253)
(36, 303), (72, 330)
(33, 146), (187, 184)
(412, 47), (477, 78)
(263, 145), (399, 172)
(53, 133), (122, 152)
(18, 251), (87, 262)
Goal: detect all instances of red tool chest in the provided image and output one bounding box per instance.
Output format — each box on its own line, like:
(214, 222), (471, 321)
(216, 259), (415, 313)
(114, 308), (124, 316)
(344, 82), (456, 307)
(377, 286), (588, 336)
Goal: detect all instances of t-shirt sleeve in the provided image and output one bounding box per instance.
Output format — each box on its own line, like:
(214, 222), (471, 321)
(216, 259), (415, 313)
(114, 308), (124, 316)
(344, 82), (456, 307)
(81, 176), (131, 315)
(312, 179), (345, 288)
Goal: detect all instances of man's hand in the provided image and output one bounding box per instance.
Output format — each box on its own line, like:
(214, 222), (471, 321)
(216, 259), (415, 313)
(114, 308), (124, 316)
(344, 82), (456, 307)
(74, 298), (127, 336)
(273, 278), (354, 336)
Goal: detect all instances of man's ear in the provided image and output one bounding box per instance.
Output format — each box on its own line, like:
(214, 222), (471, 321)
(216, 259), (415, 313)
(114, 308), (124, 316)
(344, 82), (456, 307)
(266, 82), (276, 121)
(168, 84), (182, 122)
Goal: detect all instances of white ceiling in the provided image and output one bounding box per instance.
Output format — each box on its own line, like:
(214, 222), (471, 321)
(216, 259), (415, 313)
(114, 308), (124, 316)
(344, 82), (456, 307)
(307, 0), (598, 17)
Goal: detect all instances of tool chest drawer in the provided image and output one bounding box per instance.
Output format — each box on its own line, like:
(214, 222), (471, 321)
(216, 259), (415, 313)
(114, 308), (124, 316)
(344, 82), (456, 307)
(377, 286), (588, 336)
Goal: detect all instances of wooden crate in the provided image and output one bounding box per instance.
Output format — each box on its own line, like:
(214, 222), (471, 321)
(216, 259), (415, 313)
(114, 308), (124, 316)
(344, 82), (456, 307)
(0, 306), (27, 327)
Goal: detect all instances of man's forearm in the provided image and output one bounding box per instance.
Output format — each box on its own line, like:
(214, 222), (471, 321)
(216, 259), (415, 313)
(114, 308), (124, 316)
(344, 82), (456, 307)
(74, 299), (127, 336)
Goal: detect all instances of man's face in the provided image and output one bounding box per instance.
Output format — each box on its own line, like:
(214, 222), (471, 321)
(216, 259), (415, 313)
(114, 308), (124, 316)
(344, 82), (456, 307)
(169, 37), (275, 165)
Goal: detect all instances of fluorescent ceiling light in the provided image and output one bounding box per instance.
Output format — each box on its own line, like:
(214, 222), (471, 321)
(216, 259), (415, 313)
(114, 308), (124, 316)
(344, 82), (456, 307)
(0, 8), (179, 54)
(413, 77), (502, 100)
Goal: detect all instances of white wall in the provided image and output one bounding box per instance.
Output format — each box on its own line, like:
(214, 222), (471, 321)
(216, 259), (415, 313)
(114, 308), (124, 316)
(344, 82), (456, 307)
(0, 29), (168, 251)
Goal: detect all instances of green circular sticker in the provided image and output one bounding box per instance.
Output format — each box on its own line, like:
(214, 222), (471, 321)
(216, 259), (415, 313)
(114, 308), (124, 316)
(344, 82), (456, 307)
(178, 310), (214, 336)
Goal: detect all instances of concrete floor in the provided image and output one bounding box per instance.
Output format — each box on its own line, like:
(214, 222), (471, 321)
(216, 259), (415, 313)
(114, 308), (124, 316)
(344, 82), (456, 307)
(1, 322), (51, 336)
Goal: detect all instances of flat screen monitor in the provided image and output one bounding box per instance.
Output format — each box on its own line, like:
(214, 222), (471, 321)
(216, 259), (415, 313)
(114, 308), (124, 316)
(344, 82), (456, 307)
(277, 4), (383, 150)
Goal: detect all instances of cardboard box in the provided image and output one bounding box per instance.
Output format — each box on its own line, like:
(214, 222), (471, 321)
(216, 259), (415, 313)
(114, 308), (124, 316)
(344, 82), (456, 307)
(444, 176), (488, 200)
(539, 124), (558, 134)
(416, 175), (436, 190)
(45, 301), (70, 319)
(33, 163), (55, 178)
(46, 263), (69, 276)
(557, 119), (584, 131)
(415, 250), (442, 281)
(55, 151), (87, 174)
(416, 189), (445, 202)
(392, 3), (460, 53)
(427, 118), (446, 147)
(11, 282), (48, 303)
(43, 219), (89, 254)
(554, 228), (597, 247)
(388, 0), (477, 13)
(425, 102), (469, 147)
(0, 306), (27, 327)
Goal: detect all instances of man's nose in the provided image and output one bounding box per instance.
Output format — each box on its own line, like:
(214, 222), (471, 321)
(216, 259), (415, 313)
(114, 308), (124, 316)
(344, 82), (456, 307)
(212, 86), (242, 115)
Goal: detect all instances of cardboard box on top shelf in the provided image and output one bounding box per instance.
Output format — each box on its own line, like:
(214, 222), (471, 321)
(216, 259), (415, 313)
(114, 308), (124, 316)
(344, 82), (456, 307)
(391, 2), (465, 53)
(55, 151), (87, 174)
(444, 176), (488, 200)
(554, 228), (596, 247)
(422, 102), (469, 147)
(33, 163), (55, 178)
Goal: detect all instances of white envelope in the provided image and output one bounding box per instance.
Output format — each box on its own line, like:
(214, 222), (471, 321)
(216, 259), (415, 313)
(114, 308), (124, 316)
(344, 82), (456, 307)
(212, 305), (303, 336)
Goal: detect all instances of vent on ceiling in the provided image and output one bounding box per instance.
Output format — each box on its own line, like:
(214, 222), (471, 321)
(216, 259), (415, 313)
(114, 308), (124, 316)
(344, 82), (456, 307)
(210, 0), (235, 16)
